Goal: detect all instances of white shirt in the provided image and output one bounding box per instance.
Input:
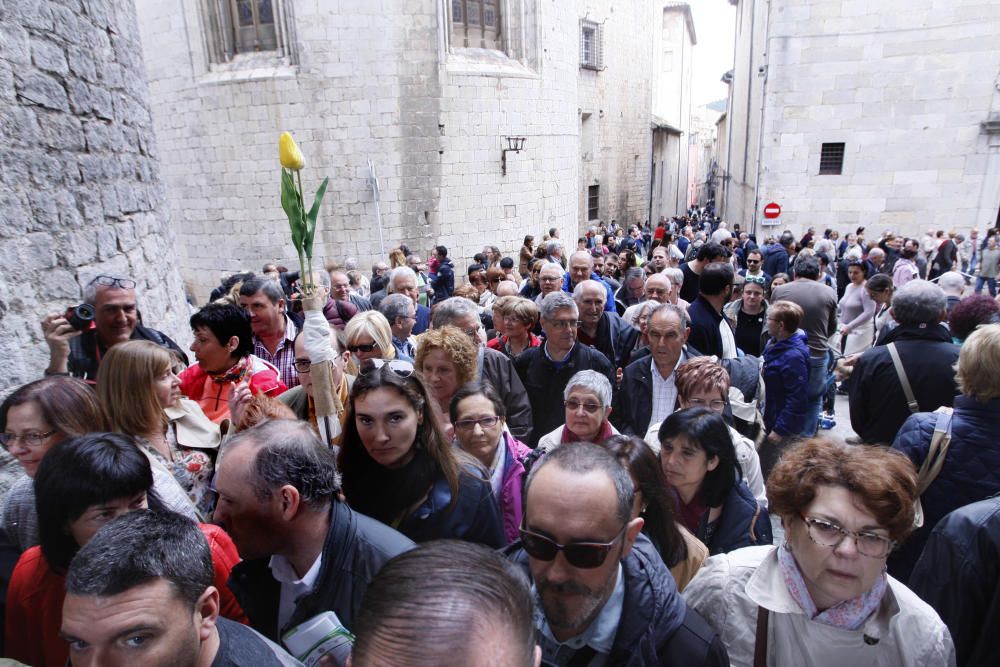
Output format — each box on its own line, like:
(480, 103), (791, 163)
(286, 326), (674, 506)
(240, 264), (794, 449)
(649, 356), (682, 427)
(488, 436), (507, 499)
(269, 552), (324, 630)
(720, 319), (738, 359)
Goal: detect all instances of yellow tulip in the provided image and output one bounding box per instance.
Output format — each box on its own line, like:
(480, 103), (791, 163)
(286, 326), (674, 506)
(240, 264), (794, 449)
(279, 131), (305, 171)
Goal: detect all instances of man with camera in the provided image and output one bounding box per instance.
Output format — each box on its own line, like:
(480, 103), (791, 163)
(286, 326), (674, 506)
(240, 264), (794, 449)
(41, 274), (186, 381)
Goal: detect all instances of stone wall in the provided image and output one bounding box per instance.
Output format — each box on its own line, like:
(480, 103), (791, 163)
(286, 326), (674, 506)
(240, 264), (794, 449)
(723, 0), (1000, 238)
(0, 0), (190, 391)
(137, 0), (580, 302)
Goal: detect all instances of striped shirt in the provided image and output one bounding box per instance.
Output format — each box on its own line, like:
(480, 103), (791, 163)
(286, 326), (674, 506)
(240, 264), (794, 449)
(253, 316), (299, 389)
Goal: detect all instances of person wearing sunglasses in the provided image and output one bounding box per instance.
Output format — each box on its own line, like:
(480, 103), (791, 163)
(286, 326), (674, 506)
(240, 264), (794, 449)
(505, 441), (728, 665)
(683, 438), (955, 666)
(0, 377), (103, 554)
(536, 370), (619, 451)
(658, 407), (771, 557)
(41, 274), (187, 381)
(723, 272), (769, 357)
(449, 380), (532, 545)
(739, 249), (771, 283)
(340, 363), (505, 547)
(344, 310), (396, 374)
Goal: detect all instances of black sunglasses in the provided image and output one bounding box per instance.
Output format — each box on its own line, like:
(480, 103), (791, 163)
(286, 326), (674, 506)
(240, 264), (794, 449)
(519, 524), (627, 569)
(348, 342), (379, 354)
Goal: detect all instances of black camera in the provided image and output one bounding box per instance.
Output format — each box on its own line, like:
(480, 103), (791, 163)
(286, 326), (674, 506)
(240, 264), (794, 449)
(64, 304), (96, 331)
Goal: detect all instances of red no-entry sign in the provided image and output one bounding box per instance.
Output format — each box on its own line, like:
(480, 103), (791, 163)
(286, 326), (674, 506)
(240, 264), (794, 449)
(764, 202), (781, 219)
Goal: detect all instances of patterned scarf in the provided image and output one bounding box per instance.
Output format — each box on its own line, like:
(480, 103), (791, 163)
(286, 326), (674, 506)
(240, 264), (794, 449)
(777, 544), (887, 630)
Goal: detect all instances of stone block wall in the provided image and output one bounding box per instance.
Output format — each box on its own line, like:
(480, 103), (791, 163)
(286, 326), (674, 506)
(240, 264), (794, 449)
(138, 0), (580, 302)
(0, 0), (189, 391)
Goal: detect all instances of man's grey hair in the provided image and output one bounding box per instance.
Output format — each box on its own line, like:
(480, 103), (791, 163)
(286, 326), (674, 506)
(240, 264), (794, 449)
(793, 254), (821, 280)
(65, 509), (212, 609)
(572, 279), (606, 302)
(379, 293), (414, 325)
(564, 370), (612, 408)
(344, 257), (359, 271)
(538, 262), (565, 278)
(662, 267), (683, 287)
(388, 266), (417, 291)
(649, 301), (689, 328)
(431, 296), (480, 329)
(524, 441), (634, 524)
(545, 240), (563, 255)
(223, 420), (341, 509)
(83, 275), (137, 305)
(891, 279), (947, 325)
(540, 291), (578, 321)
(239, 275), (285, 303)
(937, 271), (965, 297)
(623, 267), (645, 284)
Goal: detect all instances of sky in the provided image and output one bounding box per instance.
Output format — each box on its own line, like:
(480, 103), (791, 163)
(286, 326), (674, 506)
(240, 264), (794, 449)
(685, 0), (738, 107)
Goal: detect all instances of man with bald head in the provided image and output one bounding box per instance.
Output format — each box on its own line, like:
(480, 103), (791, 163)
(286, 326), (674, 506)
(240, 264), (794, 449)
(574, 280), (639, 370)
(563, 250), (616, 312)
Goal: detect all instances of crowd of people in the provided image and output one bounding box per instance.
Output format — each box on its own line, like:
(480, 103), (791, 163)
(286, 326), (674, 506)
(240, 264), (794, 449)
(2, 214), (998, 665)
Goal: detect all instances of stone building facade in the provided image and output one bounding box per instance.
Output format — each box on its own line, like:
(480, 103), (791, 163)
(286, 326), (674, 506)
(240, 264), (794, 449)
(137, 0), (696, 301)
(719, 0), (1000, 239)
(0, 0), (189, 391)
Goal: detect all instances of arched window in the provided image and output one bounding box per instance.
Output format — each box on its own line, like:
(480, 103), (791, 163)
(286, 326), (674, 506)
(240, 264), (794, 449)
(450, 0), (502, 50)
(230, 0), (277, 53)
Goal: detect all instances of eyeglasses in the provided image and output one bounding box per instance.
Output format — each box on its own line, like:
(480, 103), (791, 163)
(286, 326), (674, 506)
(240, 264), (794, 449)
(293, 358), (312, 373)
(565, 399), (604, 414)
(744, 275), (767, 285)
(538, 276), (561, 284)
(359, 358), (414, 377)
(348, 342), (379, 354)
(800, 515), (896, 558)
(454, 416), (501, 432)
(746, 259), (761, 265)
(519, 524), (627, 568)
(547, 319), (582, 330)
(0, 430), (57, 449)
(89, 275), (137, 290)
(687, 398), (727, 411)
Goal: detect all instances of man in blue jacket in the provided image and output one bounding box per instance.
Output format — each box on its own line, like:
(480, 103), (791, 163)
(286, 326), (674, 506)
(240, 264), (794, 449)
(430, 245), (454, 304)
(505, 441), (728, 666)
(563, 251), (615, 311)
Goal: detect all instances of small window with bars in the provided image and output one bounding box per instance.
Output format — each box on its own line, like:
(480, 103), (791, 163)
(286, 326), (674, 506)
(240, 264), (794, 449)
(451, 0), (503, 50)
(588, 185), (600, 221)
(819, 142), (845, 175)
(580, 20), (603, 70)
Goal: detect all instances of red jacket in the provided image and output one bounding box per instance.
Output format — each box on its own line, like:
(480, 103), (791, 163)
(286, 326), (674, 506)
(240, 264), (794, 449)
(5, 523), (247, 666)
(179, 356), (286, 423)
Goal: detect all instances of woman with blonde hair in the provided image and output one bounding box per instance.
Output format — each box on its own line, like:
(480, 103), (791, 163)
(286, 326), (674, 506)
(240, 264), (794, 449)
(344, 310), (396, 374)
(389, 247), (407, 269)
(415, 326), (478, 435)
(98, 340), (221, 517)
(487, 296), (541, 358)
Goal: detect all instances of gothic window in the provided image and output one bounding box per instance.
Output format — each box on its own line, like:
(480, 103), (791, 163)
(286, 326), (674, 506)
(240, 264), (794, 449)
(451, 0), (503, 50)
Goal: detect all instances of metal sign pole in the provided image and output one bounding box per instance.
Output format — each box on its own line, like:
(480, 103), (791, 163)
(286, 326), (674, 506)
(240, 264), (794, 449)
(368, 159), (385, 258)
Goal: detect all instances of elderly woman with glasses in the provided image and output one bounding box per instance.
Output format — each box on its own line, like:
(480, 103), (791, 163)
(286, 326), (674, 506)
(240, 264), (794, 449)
(536, 370), (620, 450)
(683, 438), (955, 666)
(487, 296), (541, 358)
(724, 273), (769, 356)
(449, 380), (531, 544)
(339, 360), (505, 547)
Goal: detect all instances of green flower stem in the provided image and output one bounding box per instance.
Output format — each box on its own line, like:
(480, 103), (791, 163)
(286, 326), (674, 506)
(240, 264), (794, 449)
(295, 170), (312, 296)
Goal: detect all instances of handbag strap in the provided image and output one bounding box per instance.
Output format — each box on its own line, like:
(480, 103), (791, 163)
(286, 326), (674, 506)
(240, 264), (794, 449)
(753, 606), (769, 667)
(886, 343), (920, 413)
(917, 409), (954, 496)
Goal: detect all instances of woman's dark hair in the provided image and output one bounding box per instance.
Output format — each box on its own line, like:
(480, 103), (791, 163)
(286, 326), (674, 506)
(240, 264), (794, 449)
(189, 303), (254, 359)
(0, 376), (103, 436)
(658, 408), (738, 507)
(449, 380), (506, 424)
(522, 235), (534, 248)
(601, 436), (686, 567)
(867, 273), (893, 293)
(340, 366), (460, 512)
(35, 432), (164, 573)
(845, 259), (868, 279)
(949, 294), (1000, 342)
